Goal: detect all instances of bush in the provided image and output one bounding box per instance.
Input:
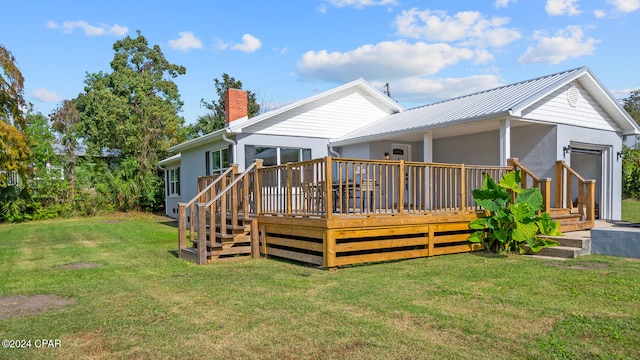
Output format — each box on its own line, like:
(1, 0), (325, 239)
(468, 171), (561, 253)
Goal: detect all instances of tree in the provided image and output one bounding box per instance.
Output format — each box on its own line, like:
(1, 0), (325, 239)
(193, 73), (260, 136)
(76, 30), (186, 210)
(623, 89), (640, 124)
(0, 44), (31, 187)
(51, 100), (80, 200)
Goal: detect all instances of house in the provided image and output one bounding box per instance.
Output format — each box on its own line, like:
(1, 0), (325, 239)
(159, 82), (404, 217)
(165, 67), (640, 266)
(160, 66), (640, 221)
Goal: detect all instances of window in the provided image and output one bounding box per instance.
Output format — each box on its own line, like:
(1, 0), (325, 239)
(168, 167), (180, 196)
(205, 147), (230, 175)
(244, 146), (311, 168)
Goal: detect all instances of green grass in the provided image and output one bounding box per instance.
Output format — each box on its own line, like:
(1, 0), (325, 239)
(622, 198), (640, 223)
(1, 214), (640, 359)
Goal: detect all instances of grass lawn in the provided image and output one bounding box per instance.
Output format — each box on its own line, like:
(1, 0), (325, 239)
(622, 198), (640, 223)
(1, 213), (639, 359)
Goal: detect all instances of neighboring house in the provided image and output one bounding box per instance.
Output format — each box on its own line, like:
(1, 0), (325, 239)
(160, 67), (640, 220)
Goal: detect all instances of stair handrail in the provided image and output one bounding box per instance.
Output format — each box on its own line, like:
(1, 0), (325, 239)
(194, 161), (263, 264)
(556, 160), (595, 226)
(507, 158), (551, 213)
(178, 166), (236, 256)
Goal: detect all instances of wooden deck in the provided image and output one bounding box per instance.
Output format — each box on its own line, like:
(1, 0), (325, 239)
(177, 157), (595, 268)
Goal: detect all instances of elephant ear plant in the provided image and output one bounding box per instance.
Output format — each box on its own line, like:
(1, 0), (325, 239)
(468, 171), (561, 254)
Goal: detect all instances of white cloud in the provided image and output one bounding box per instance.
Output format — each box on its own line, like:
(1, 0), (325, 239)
(32, 88), (61, 103)
(323, 0), (398, 9)
(519, 26), (598, 65)
(374, 75), (504, 104)
(231, 34), (262, 53)
(607, 0), (640, 12)
(46, 20), (128, 36)
(168, 32), (203, 51)
(495, 0), (516, 9)
(594, 9), (608, 17)
(394, 9), (521, 48)
(545, 0), (582, 16)
(297, 40), (488, 83)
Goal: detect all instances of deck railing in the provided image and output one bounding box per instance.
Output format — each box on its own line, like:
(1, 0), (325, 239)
(555, 160), (595, 224)
(254, 157), (512, 218)
(508, 158), (552, 213)
(178, 166), (237, 254)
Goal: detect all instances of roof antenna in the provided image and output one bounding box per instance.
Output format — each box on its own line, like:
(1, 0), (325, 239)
(384, 83), (391, 98)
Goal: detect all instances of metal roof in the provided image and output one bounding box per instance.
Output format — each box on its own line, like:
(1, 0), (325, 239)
(332, 66), (637, 145)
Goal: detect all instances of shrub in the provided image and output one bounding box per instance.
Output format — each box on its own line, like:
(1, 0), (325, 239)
(468, 171), (561, 253)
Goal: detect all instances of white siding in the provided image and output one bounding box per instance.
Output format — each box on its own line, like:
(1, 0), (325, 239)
(243, 88), (392, 139)
(521, 82), (620, 132)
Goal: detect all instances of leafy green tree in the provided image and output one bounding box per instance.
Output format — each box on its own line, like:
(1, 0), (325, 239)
(623, 89), (640, 125)
(76, 30), (186, 210)
(0, 44), (31, 187)
(51, 100), (80, 200)
(193, 73), (260, 136)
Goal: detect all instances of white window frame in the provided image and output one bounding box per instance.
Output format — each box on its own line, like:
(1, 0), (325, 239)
(209, 148), (230, 175)
(169, 167), (180, 197)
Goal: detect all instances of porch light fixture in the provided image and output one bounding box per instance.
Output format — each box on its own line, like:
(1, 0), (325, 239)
(384, 152), (390, 160)
(563, 145), (571, 155)
(617, 151), (624, 160)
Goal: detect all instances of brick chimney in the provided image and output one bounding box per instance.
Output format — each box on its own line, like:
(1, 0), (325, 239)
(225, 88), (248, 124)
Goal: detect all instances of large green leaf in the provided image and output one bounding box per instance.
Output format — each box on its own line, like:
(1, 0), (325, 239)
(515, 188), (543, 212)
(510, 202), (533, 222)
(468, 231), (485, 243)
(512, 221), (539, 241)
(473, 188), (510, 212)
(499, 171), (522, 193)
(537, 212), (562, 236)
(469, 218), (488, 230)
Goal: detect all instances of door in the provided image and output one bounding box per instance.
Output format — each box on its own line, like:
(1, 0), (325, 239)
(570, 146), (605, 219)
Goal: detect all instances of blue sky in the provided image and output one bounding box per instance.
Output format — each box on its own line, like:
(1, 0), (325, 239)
(2, 0), (640, 124)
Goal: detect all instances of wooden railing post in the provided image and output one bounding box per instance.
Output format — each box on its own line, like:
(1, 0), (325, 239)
(460, 163), (466, 212)
(585, 180), (596, 225)
(230, 164), (239, 229)
(178, 203), (187, 255)
(399, 160), (405, 215)
(325, 157), (333, 219)
(286, 164), (293, 215)
(539, 178), (551, 213)
(197, 203), (207, 265)
(219, 171), (228, 239)
(555, 161), (563, 209)
(252, 160), (263, 216)
(250, 218), (259, 259)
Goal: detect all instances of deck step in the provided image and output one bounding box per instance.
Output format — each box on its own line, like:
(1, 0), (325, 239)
(534, 245), (582, 259)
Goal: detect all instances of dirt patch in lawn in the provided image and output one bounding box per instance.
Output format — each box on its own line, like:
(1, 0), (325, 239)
(58, 262), (103, 270)
(0, 295), (76, 320)
(103, 219), (124, 224)
(545, 262), (610, 270)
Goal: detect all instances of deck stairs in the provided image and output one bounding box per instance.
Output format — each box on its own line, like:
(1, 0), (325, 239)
(549, 208), (592, 233)
(529, 231), (591, 259)
(179, 213), (253, 263)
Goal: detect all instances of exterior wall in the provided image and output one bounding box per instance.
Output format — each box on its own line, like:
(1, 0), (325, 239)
(341, 140), (422, 162)
(522, 81), (620, 132)
(165, 164), (180, 218)
(511, 124), (557, 180)
(241, 89), (393, 139)
(433, 130), (500, 165)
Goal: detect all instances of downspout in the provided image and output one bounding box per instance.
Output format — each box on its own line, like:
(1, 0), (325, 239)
(221, 130), (238, 169)
(328, 144), (340, 158)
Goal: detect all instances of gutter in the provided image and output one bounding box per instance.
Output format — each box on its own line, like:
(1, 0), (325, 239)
(328, 145), (340, 158)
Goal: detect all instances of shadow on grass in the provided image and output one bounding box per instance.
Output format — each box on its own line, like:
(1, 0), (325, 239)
(168, 250), (179, 258)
